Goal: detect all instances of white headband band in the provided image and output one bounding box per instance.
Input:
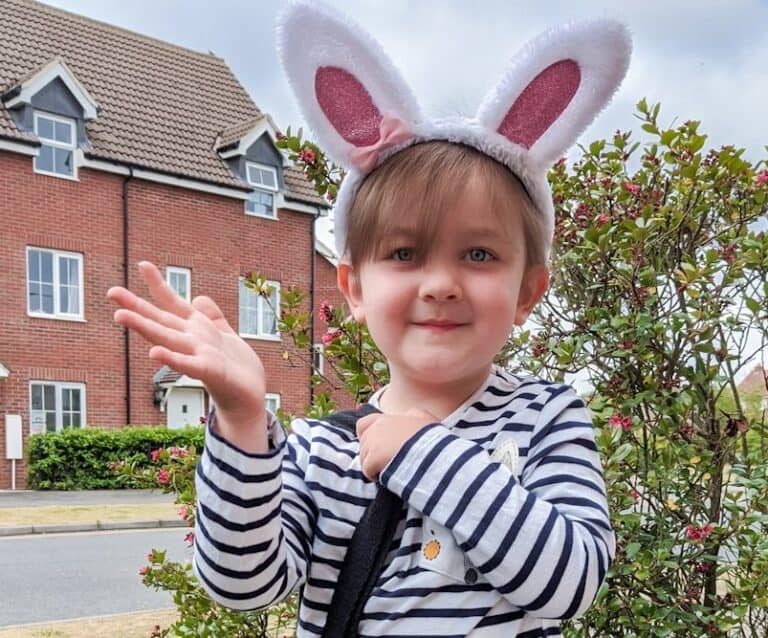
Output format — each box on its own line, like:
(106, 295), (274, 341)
(276, 2), (631, 259)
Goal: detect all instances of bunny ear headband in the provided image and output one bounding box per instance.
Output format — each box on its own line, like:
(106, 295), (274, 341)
(276, 2), (631, 259)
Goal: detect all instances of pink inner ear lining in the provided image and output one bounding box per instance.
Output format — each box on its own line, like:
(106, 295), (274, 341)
(315, 66), (382, 147)
(498, 59), (581, 150)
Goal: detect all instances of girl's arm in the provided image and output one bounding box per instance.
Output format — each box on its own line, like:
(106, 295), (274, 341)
(192, 415), (316, 610)
(379, 384), (614, 620)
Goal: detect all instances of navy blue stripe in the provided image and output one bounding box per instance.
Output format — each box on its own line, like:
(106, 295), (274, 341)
(203, 445), (281, 483)
(525, 518), (573, 611)
(445, 462), (496, 528)
(207, 421), (285, 459)
(361, 606), (491, 620)
(475, 609), (526, 626)
(195, 509), (273, 555)
(311, 454), (366, 480)
(530, 419), (592, 449)
(198, 500), (279, 532)
(197, 462), (280, 508)
(399, 432), (454, 504)
(422, 445), (481, 516)
(460, 476), (516, 554)
(475, 489), (535, 571)
(561, 540), (590, 618)
(499, 507), (558, 594)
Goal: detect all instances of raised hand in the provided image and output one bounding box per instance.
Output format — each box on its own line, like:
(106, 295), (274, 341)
(107, 262), (269, 453)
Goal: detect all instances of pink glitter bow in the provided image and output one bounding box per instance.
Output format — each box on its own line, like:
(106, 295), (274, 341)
(348, 113), (412, 172)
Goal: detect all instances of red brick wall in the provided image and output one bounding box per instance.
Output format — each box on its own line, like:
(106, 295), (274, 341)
(0, 149), (332, 488)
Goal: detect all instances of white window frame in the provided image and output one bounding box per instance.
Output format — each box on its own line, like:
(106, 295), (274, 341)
(265, 393), (281, 415)
(29, 381), (86, 433)
(238, 277), (281, 341)
(313, 343), (325, 375)
(33, 111), (78, 180)
(166, 266), (192, 302)
(245, 162), (279, 219)
(26, 247), (84, 320)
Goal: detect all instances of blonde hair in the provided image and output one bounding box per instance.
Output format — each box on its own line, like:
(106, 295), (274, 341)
(344, 142), (548, 268)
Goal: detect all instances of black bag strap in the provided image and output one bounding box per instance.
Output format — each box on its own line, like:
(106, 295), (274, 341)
(320, 404), (404, 638)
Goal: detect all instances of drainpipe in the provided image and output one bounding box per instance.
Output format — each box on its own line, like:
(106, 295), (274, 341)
(309, 211), (317, 405)
(123, 168), (134, 424)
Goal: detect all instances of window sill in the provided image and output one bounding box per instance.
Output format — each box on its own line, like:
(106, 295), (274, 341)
(245, 211), (279, 221)
(33, 169), (79, 182)
(239, 333), (281, 342)
(27, 312), (86, 323)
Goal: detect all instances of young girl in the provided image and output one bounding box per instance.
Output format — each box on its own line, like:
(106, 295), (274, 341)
(108, 4), (631, 636)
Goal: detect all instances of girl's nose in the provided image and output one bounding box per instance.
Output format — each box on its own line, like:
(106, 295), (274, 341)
(418, 265), (462, 301)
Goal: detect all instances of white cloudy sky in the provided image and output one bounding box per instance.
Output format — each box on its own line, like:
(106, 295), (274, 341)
(42, 0), (768, 162)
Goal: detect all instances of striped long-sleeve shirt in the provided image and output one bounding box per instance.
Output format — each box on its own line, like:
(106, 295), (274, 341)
(193, 366), (615, 637)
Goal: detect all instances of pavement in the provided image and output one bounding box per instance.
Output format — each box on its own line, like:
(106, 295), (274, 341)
(0, 489), (185, 537)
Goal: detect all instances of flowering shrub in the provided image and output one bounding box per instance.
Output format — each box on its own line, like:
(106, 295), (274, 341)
(125, 102), (768, 636)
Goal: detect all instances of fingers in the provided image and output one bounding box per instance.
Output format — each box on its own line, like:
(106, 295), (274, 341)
(138, 261), (194, 319)
(114, 308), (196, 355)
(356, 413), (379, 438)
(108, 285), (186, 332)
(193, 296), (236, 335)
(149, 346), (211, 381)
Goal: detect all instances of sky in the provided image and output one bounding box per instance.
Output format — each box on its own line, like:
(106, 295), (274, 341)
(41, 0), (768, 163)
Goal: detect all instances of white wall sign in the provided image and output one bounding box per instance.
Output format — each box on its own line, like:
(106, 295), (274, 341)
(30, 411), (46, 435)
(5, 415), (23, 459)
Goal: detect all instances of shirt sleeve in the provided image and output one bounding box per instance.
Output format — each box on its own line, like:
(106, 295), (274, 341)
(379, 384), (615, 619)
(193, 413), (317, 610)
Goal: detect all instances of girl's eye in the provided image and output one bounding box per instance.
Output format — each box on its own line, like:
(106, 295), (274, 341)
(391, 248), (414, 262)
(466, 248), (494, 262)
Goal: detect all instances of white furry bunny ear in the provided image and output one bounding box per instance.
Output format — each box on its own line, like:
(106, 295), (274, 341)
(476, 20), (631, 169)
(276, 2), (422, 171)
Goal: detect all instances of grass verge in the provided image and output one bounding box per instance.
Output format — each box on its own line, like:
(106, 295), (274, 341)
(0, 503), (179, 527)
(0, 608), (179, 638)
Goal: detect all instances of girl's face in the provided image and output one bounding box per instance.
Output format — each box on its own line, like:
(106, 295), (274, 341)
(338, 175), (549, 395)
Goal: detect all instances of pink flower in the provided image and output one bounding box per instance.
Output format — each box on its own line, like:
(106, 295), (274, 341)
(169, 446), (189, 458)
(598, 213), (610, 225)
(755, 169), (768, 185)
(718, 243), (736, 264)
(630, 489), (640, 502)
(620, 339), (634, 350)
(150, 449), (162, 463)
(609, 414), (633, 431)
(139, 566), (149, 576)
(685, 523), (714, 542)
(178, 506), (189, 520)
(624, 181), (641, 194)
(319, 300), (334, 323)
(298, 149), (316, 165)
(321, 329), (341, 346)
(185, 531), (195, 546)
(157, 469), (170, 485)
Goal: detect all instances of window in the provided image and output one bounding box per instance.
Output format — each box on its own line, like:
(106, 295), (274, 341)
(27, 247), (84, 319)
(29, 382), (86, 433)
(239, 278), (280, 339)
(265, 393), (281, 414)
(245, 162), (278, 218)
(313, 343), (324, 375)
(34, 112), (76, 178)
(166, 267), (191, 302)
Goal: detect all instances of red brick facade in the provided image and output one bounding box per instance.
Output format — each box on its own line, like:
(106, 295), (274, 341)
(0, 150), (350, 488)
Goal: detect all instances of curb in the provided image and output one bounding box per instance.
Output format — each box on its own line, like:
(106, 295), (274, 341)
(0, 519), (187, 537)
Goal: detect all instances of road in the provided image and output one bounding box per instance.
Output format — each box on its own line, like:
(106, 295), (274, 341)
(0, 528), (190, 627)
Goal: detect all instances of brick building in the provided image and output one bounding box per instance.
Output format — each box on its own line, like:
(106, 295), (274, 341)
(0, 0), (352, 489)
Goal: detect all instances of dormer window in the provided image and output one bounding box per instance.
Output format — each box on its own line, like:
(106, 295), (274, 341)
(245, 162), (278, 219)
(34, 111), (76, 179)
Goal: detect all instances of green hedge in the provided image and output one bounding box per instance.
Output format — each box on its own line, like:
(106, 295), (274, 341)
(27, 426), (205, 490)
